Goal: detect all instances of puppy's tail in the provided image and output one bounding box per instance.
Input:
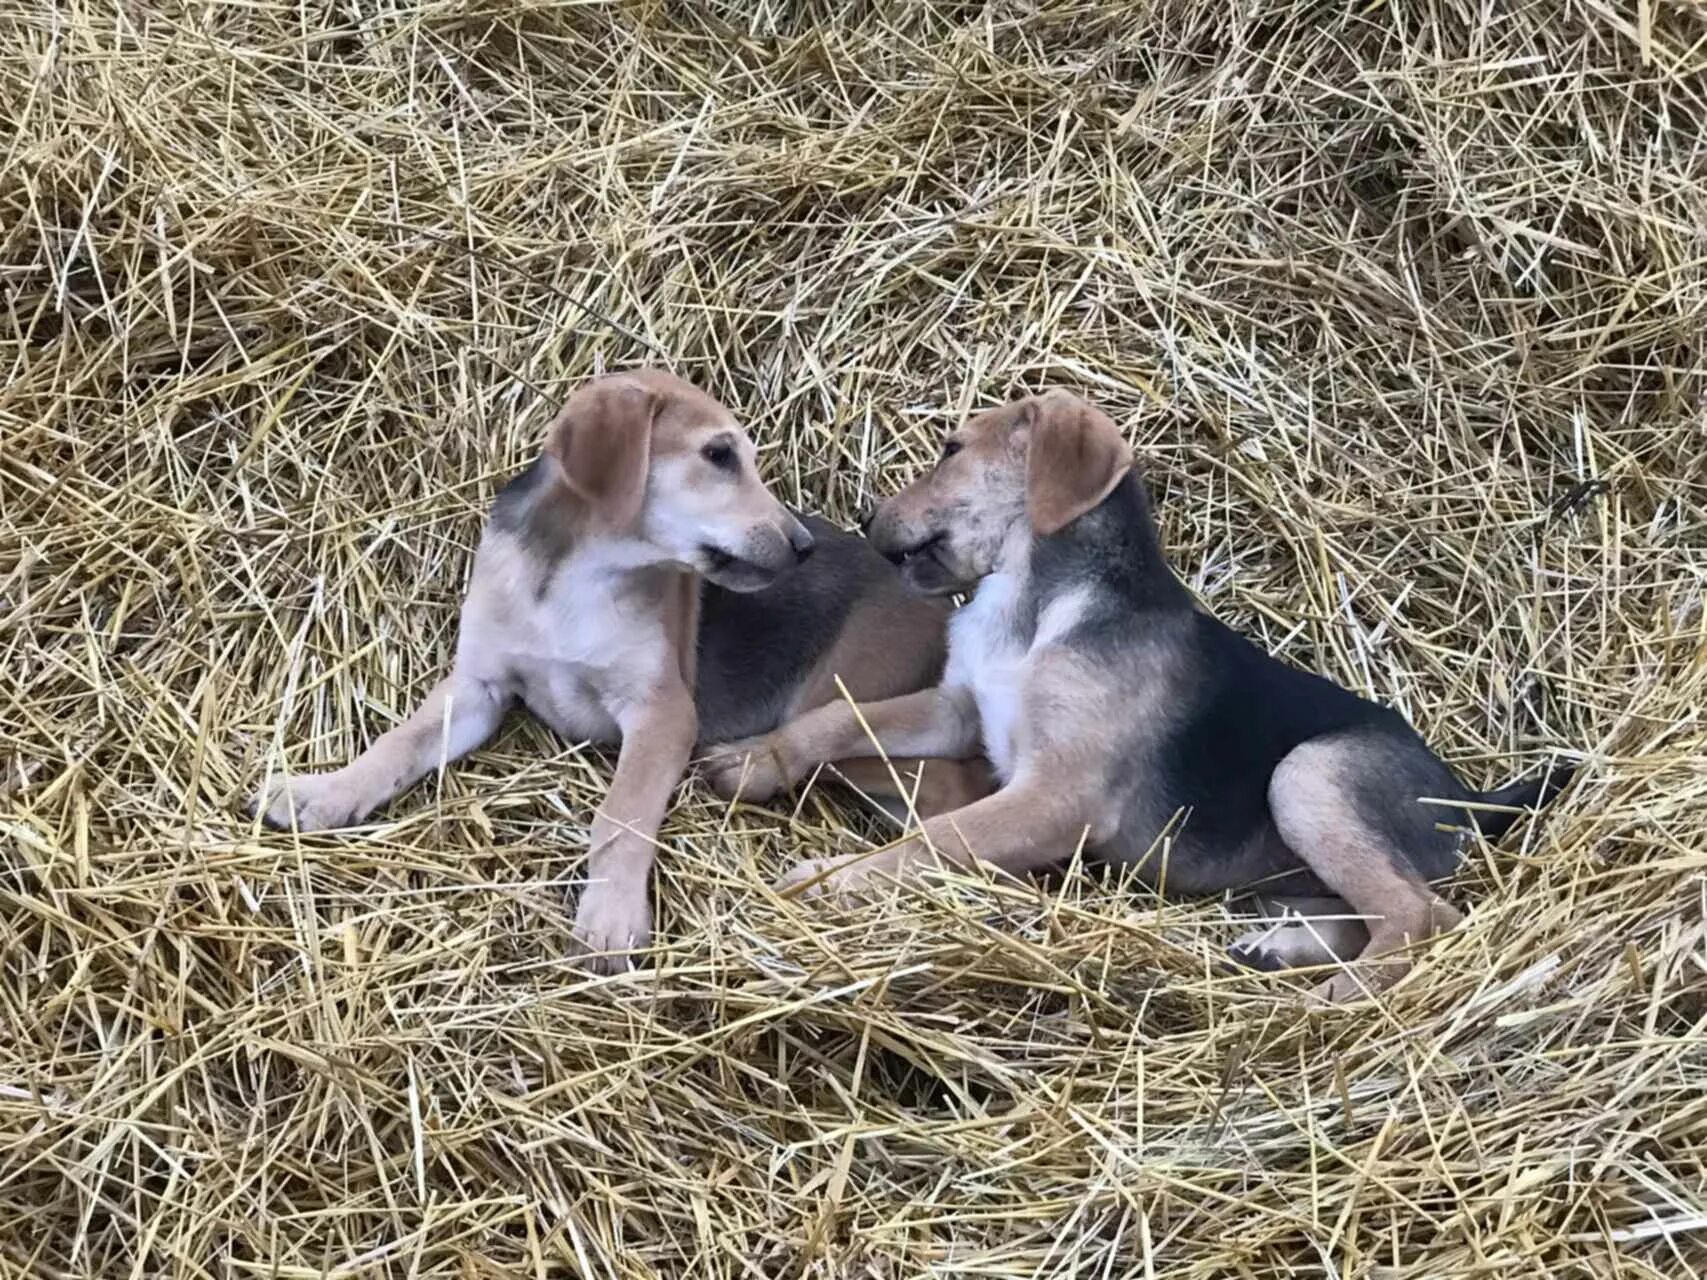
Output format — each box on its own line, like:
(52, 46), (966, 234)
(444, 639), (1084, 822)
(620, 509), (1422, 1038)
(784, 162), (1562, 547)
(1468, 759), (1577, 839)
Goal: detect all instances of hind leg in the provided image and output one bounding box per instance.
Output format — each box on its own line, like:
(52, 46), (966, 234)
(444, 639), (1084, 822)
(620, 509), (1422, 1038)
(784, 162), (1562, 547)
(1228, 895), (1371, 974)
(1269, 732), (1466, 1003)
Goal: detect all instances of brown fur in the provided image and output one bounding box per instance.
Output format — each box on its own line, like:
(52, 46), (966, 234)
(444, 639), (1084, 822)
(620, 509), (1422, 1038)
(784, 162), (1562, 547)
(782, 578), (948, 719)
(708, 389), (1568, 1005)
(550, 377), (656, 530)
(255, 368), (973, 974)
(1025, 390), (1132, 536)
(1267, 740), (1464, 1001)
(825, 756), (997, 820)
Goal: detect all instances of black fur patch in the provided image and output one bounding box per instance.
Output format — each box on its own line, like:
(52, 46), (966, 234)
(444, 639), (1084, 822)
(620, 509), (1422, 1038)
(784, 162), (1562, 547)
(488, 456), (574, 591)
(1017, 471), (1491, 895)
(1021, 474), (1187, 647)
(695, 515), (900, 743)
(489, 455), (549, 535)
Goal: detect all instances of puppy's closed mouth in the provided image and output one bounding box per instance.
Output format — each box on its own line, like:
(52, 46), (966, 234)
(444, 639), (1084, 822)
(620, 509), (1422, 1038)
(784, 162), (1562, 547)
(699, 544), (779, 591)
(883, 533), (962, 596)
(881, 533), (943, 567)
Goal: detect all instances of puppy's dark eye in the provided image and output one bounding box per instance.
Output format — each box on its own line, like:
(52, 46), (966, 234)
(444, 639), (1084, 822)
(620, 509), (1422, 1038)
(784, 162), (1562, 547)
(940, 439), (962, 461)
(702, 442), (737, 470)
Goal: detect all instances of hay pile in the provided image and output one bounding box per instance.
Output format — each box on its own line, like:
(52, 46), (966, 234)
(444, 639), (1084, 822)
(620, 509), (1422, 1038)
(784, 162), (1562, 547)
(4, 0), (1706, 1274)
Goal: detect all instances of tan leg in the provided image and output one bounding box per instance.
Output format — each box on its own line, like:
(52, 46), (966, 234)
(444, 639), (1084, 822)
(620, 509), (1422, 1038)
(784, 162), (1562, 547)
(765, 593), (988, 822)
(778, 777), (1089, 896)
(570, 684), (698, 974)
(703, 686), (978, 802)
(1303, 892), (1463, 1004)
(255, 673), (510, 830)
(827, 755), (997, 821)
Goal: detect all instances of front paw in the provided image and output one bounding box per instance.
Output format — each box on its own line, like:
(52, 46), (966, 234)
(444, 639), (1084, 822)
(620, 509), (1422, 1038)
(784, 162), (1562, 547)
(703, 735), (795, 802)
(775, 856), (854, 898)
(775, 850), (903, 899)
(252, 770), (373, 832)
(570, 877), (653, 974)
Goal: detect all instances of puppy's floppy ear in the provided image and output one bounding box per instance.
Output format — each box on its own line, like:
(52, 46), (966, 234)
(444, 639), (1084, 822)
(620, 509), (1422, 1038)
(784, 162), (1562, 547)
(546, 377), (658, 528)
(1023, 390), (1132, 535)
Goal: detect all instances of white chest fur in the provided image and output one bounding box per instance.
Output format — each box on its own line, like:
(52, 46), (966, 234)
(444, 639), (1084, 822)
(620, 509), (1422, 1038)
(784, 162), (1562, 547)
(458, 537), (677, 744)
(943, 573), (1096, 784)
(944, 572), (1029, 782)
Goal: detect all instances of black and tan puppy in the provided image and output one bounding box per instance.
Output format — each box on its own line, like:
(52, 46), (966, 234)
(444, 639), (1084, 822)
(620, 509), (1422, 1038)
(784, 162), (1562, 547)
(707, 390), (1573, 1002)
(255, 369), (988, 972)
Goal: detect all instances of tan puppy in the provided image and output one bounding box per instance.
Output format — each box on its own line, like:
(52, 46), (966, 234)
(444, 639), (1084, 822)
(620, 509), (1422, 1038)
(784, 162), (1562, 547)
(256, 369), (987, 971)
(707, 391), (1571, 1003)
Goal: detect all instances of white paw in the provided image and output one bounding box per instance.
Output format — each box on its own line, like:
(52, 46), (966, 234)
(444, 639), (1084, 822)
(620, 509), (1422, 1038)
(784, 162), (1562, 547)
(775, 857), (835, 896)
(253, 770), (374, 832)
(570, 878), (653, 974)
(702, 736), (791, 802)
(774, 855), (879, 899)
(1228, 926), (1295, 974)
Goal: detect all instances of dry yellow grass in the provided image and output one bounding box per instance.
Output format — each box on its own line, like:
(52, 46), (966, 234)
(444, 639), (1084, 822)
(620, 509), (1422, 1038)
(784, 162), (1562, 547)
(4, 1), (1706, 1276)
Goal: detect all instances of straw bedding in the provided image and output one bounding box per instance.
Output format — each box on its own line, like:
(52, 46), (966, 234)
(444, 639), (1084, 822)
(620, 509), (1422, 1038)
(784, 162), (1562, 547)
(4, 1), (1706, 1275)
